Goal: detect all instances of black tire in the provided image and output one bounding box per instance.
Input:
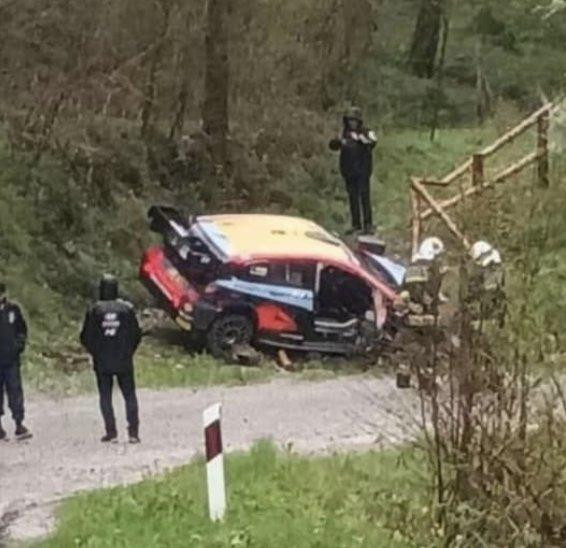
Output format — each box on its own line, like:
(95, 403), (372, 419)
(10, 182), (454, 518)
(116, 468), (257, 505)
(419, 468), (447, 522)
(206, 313), (254, 361)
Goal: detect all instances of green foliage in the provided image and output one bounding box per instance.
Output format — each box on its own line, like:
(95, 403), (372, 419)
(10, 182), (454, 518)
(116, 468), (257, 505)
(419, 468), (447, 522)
(0, 0), (565, 395)
(40, 443), (434, 548)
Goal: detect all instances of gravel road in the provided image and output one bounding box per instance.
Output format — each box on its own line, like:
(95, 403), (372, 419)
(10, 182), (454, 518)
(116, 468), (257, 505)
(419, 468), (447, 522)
(0, 375), (420, 544)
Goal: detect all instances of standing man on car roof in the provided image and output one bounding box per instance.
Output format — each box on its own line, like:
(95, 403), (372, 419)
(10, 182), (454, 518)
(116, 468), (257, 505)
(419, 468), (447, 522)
(329, 106), (378, 235)
(80, 275), (142, 443)
(0, 282), (32, 441)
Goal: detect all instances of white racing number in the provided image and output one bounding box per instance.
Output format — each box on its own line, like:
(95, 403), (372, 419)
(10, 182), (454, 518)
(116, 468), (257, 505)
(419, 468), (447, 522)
(102, 312), (121, 337)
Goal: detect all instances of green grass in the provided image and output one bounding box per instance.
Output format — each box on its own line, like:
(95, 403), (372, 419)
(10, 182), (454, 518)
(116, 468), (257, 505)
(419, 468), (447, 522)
(373, 115), (538, 236)
(39, 442), (435, 548)
(21, 324), (381, 396)
(20, 329), (274, 396)
(374, 126), (494, 236)
(21, 340), (272, 397)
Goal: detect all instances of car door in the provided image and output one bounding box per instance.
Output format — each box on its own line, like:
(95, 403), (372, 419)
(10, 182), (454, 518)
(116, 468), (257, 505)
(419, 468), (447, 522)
(227, 260), (315, 338)
(314, 263), (374, 341)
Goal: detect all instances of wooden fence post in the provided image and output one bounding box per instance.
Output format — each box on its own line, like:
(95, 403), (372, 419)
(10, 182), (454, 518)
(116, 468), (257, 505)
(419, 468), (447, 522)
(472, 153), (484, 186)
(411, 185), (421, 258)
(537, 110), (550, 188)
(412, 178), (471, 250)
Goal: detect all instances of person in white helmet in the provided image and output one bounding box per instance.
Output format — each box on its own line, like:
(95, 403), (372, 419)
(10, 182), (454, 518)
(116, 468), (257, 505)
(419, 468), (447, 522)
(471, 241), (500, 268)
(393, 237), (447, 389)
(412, 236), (445, 263)
(403, 237), (447, 320)
(468, 240), (506, 327)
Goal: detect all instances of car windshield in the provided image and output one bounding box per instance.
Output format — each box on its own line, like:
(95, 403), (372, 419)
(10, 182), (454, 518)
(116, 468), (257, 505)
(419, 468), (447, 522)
(356, 251), (407, 288)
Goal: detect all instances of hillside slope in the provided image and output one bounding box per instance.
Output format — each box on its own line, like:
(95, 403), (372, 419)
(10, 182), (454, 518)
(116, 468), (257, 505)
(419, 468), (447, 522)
(0, 0), (565, 389)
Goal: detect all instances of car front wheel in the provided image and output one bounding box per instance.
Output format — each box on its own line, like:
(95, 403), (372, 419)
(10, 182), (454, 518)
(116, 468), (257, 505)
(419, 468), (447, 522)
(206, 313), (254, 361)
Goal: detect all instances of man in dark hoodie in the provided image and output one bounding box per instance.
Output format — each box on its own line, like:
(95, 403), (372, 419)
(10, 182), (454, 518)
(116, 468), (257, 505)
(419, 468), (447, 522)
(80, 275), (142, 443)
(329, 106), (378, 234)
(0, 282), (32, 441)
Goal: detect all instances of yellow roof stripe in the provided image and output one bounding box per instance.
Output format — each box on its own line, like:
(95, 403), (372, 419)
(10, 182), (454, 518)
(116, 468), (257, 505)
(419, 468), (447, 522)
(197, 214), (357, 265)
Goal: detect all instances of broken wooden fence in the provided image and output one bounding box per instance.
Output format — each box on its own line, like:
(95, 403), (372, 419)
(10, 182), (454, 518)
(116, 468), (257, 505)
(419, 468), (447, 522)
(410, 103), (555, 255)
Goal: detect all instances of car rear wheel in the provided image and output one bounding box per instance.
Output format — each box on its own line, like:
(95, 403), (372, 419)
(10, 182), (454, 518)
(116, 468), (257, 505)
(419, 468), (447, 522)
(206, 314), (254, 361)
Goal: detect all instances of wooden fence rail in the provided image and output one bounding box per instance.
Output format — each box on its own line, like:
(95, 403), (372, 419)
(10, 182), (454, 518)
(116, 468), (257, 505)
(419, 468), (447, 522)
(420, 150), (543, 221)
(410, 103), (555, 255)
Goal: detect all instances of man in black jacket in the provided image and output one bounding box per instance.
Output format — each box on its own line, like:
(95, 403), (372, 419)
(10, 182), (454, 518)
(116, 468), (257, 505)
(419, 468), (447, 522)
(0, 282), (32, 441)
(80, 275), (142, 443)
(329, 106), (378, 234)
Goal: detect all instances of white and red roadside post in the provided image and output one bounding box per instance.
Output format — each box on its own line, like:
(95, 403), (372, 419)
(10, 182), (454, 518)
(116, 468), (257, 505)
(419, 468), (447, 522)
(203, 403), (226, 521)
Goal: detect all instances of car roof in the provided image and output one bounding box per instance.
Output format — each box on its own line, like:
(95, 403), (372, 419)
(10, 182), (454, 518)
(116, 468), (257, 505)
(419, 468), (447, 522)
(192, 214), (360, 266)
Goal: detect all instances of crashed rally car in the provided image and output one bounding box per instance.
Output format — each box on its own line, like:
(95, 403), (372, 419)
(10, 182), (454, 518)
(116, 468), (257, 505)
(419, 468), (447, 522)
(140, 206), (404, 359)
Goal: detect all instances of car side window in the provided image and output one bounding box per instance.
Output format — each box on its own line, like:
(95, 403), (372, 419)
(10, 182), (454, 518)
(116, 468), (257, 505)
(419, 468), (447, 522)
(285, 263), (315, 289)
(243, 262), (271, 282)
(248, 264), (269, 278)
(242, 262), (315, 290)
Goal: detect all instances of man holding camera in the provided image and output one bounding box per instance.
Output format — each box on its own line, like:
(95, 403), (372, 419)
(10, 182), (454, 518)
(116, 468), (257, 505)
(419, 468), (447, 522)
(330, 106), (378, 235)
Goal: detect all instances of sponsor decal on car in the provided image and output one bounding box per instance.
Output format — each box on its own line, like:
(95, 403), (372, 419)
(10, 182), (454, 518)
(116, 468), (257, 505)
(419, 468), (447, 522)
(215, 278), (314, 312)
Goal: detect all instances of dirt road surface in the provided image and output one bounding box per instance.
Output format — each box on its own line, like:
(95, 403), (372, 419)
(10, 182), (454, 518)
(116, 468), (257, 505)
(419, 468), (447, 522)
(0, 375), (420, 544)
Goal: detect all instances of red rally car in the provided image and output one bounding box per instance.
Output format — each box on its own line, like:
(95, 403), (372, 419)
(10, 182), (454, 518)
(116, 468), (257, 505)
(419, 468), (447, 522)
(140, 206), (406, 359)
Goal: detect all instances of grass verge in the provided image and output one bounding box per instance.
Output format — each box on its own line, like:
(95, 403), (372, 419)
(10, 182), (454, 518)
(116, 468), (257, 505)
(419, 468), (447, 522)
(22, 325), (381, 397)
(39, 442), (434, 548)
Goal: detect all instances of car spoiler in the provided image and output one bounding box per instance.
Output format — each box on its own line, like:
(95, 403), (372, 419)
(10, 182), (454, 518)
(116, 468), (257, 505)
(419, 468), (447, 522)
(148, 205), (192, 238)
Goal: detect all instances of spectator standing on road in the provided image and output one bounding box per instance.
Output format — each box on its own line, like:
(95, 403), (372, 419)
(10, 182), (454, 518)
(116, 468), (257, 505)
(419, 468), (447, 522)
(0, 282), (32, 441)
(329, 106), (378, 235)
(80, 275), (142, 443)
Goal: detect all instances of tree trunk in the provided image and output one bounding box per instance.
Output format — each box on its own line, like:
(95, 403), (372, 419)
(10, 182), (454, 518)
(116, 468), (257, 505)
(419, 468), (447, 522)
(475, 40), (493, 124)
(202, 0), (230, 169)
(408, 0), (443, 79)
(140, 1), (171, 138)
(429, 12), (449, 141)
(169, 10), (192, 140)
(342, 0), (374, 61)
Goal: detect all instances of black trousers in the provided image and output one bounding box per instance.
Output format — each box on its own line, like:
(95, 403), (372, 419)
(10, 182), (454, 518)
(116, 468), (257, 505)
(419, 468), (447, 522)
(95, 369), (139, 435)
(345, 174), (373, 231)
(0, 364), (25, 424)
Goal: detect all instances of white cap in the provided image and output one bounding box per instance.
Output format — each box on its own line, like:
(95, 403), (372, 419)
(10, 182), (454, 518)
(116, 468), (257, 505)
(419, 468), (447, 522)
(412, 237), (445, 262)
(471, 240), (502, 267)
